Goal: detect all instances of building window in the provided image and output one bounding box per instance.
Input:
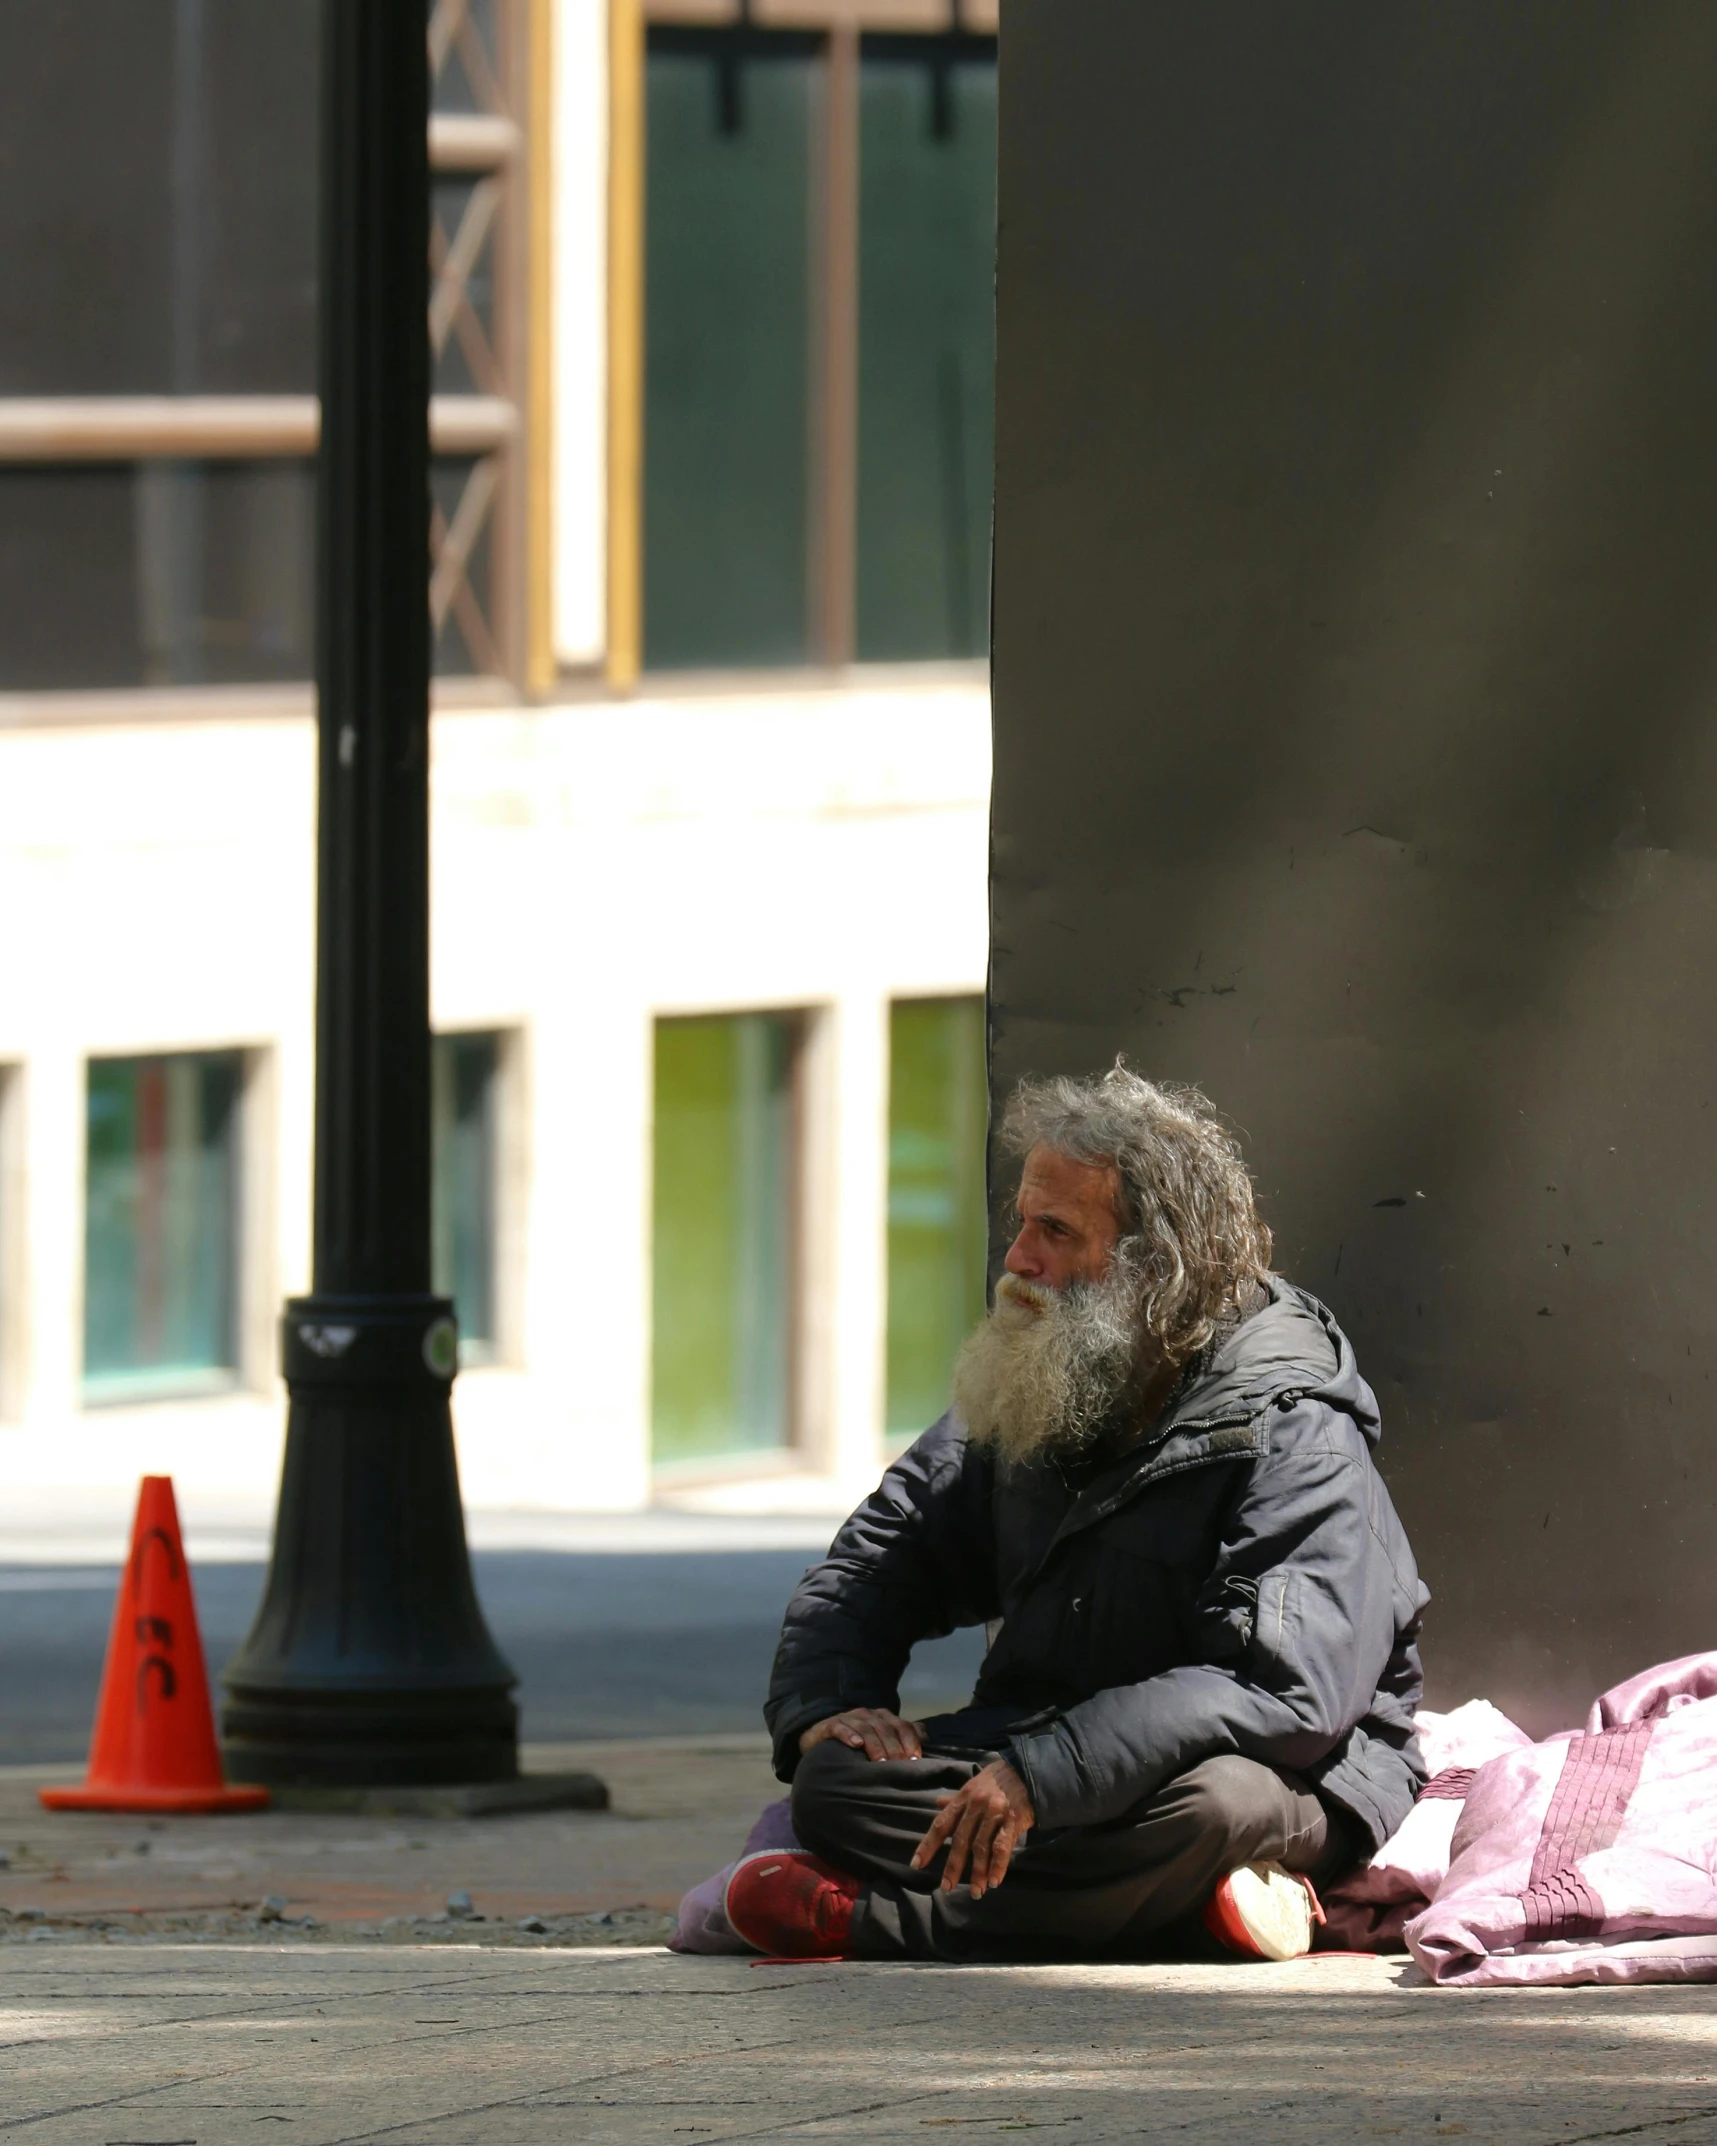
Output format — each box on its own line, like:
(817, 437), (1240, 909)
(644, 32), (816, 671)
(431, 453), (503, 680)
(0, 1), (321, 399)
(426, 0), (527, 682)
(886, 996), (987, 1442)
(432, 1030), (502, 1364)
(0, 461), (315, 693)
(0, 0), (532, 691)
(83, 1051), (243, 1404)
(856, 43), (996, 662)
(639, 17), (996, 672)
(652, 1012), (798, 1468)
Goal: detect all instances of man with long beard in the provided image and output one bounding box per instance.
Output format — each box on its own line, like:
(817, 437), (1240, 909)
(727, 1064), (1428, 1962)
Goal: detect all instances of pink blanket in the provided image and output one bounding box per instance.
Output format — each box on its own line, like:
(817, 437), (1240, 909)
(1319, 1699), (1531, 1951)
(1405, 1651), (1717, 1986)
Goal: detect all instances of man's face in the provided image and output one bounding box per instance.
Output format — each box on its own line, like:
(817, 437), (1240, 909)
(953, 1143), (1142, 1464)
(1003, 1145), (1122, 1295)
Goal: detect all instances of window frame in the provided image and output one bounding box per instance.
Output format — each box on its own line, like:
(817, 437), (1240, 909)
(615, 0), (997, 683)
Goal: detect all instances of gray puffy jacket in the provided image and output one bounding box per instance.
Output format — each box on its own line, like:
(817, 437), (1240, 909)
(766, 1279), (1429, 1851)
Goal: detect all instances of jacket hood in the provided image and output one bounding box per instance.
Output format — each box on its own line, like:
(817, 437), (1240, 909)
(1159, 1276), (1381, 1447)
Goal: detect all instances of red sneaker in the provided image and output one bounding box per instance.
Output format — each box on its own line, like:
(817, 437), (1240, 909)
(1203, 1862), (1325, 1961)
(724, 1850), (863, 1958)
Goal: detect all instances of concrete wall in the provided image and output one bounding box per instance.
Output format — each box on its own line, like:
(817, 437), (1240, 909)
(990, 0), (1717, 1729)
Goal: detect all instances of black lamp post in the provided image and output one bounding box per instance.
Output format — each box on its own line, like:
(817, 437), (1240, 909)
(221, 0), (518, 1787)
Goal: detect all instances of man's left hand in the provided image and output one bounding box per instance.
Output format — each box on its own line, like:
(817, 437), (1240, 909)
(910, 1757), (1036, 1899)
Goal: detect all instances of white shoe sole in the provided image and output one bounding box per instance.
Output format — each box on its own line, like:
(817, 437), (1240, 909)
(1221, 1861), (1316, 1960)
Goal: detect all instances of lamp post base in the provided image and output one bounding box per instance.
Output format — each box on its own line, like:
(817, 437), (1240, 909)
(221, 1297), (520, 1790)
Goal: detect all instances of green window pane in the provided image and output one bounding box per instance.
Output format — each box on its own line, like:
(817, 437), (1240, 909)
(644, 33), (814, 670)
(84, 1051), (241, 1403)
(886, 997), (988, 1442)
(857, 44), (997, 662)
(432, 1031), (500, 1362)
(652, 1012), (795, 1466)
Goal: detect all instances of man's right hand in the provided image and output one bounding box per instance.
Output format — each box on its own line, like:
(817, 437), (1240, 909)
(799, 1708), (925, 1761)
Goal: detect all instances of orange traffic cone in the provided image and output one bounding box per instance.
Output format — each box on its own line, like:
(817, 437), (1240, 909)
(40, 1476), (268, 1813)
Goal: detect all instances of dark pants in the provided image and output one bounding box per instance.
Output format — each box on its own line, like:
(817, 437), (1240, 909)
(791, 1739), (1352, 1961)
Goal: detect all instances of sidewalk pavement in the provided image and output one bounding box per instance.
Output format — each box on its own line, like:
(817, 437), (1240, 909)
(0, 1739), (777, 1946)
(6, 1745), (1717, 2142)
(7, 1939), (1717, 2142)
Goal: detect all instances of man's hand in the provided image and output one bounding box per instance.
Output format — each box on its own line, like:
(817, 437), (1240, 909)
(911, 1757), (1036, 1899)
(799, 1708), (925, 1761)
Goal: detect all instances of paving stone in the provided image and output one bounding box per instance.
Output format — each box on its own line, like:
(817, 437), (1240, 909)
(4, 1943), (1717, 2143)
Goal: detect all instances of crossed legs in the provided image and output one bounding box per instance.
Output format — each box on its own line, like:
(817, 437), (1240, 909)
(791, 1739), (1345, 1961)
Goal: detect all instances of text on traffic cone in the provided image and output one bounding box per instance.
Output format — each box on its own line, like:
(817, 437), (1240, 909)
(39, 1475), (268, 1814)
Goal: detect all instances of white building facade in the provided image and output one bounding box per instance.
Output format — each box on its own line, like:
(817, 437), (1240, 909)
(0, 0), (996, 1550)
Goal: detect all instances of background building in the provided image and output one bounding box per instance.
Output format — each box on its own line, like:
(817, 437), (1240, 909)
(0, 0), (996, 1549)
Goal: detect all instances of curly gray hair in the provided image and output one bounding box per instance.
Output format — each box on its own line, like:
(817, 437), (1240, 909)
(1001, 1062), (1273, 1366)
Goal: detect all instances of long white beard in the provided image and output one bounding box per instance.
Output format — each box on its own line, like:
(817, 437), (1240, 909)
(951, 1265), (1143, 1470)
